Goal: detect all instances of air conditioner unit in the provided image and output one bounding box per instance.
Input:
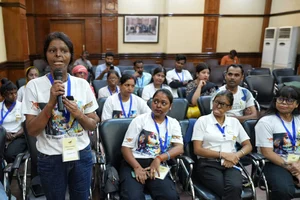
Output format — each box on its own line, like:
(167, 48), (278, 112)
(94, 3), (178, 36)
(261, 27), (278, 70)
(274, 26), (300, 70)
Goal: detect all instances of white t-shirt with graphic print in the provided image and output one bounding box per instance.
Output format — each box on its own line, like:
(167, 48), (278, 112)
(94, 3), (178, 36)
(256, 114), (300, 159)
(22, 74), (98, 155)
(122, 112), (183, 159)
(0, 100), (25, 133)
(101, 93), (151, 121)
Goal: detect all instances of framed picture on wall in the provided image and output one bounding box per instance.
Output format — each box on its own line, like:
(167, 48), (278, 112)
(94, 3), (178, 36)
(124, 15), (160, 43)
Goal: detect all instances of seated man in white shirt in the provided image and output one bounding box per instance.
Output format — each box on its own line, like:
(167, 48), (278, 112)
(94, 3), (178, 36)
(95, 52), (121, 80)
(166, 54), (193, 98)
(211, 64), (257, 123)
(132, 60), (152, 95)
(73, 50), (93, 71)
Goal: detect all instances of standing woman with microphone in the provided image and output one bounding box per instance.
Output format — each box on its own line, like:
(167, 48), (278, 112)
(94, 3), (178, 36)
(22, 32), (99, 200)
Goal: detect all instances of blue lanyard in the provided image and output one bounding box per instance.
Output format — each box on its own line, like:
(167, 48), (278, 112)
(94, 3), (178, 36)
(151, 113), (169, 153)
(176, 71), (184, 82)
(276, 114), (296, 149)
(0, 101), (16, 125)
(48, 73), (71, 122)
(108, 86), (118, 96)
(216, 124), (226, 139)
(118, 93), (132, 118)
(137, 76), (144, 87)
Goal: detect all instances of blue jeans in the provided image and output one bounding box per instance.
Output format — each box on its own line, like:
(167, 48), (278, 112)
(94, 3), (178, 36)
(37, 145), (93, 200)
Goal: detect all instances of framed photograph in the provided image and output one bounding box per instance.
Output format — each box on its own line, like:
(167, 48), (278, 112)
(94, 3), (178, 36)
(124, 16), (159, 43)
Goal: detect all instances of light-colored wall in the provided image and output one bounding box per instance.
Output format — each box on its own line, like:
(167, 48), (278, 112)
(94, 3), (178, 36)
(0, 5), (7, 63)
(219, 0), (265, 14)
(271, 0), (300, 14)
(165, 0), (204, 14)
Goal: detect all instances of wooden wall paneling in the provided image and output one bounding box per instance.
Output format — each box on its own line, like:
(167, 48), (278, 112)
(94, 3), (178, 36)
(35, 17), (50, 55)
(202, 0), (220, 53)
(8, 67), (26, 84)
(101, 16), (118, 53)
(259, 0), (272, 52)
(85, 0), (101, 14)
(50, 20), (85, 60)
(25, 0), (34, 13)
(34, 0), (48, 14)
(85, 18), (101, 54)
(101, 0), (118, 14)
(27, 16), (37, 55)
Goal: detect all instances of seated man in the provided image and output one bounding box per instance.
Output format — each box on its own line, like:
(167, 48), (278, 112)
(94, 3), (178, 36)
(211, 64), (257, 122)
(220, 49), (240, 66)
(73, 50), (93, 71)
(132, 60), (151, 95)
(166, 54), (193, 98)
(95, 52), (121, 80)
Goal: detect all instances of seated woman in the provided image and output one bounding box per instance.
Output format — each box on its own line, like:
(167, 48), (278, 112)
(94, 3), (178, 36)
(255, 86), (300, 200)
(0, 78), (26, 163)
(192, 90), (252, 200)
(101, 74), (151, 121)
(220, 50), (240, 66)
(72, 65), (95, 96)
(186, 63), (218, 106)
(142, 67), (172, 101)
(98, 70), (120, 98)
(120, 89), (183, 200)
(17, 66), (39, 102)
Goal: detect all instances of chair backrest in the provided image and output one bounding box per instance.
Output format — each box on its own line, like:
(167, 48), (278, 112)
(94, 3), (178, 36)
(33, 59), (48, 74)
(177, 87), (187, 98)
(92, 80), (108, 98)
(136, 88), (143, 97)
(122, 69), (135, 76)
(142, 60), (156, 64)
(242, 119), (258, 153)
(98, 60), (105, 65)
(97, 97), (107, 119)
(16, 78), (26, 89)
(119, 60), (133, 66)
(209, 66), (226, 86)
(118, 65), (134, 73)
(179, 119), (197, 161)
(277, 75), (300, 84)
(240, 64), (253, 76)
(0, 126), (6, 160)
(197, 96), (212, 116)
(99, 118), (132, 169)
(162, 60), (175, 68)
(248, 68), (270, 76)
(185, 62), (196, 76)
(245, 75), (275, 104)
(147, 98), (189, 120)
(205, 59), (219, 69)
(143, 64), (161, 74)
(272, 68), (295, 83)
(91, 66), (97, 79)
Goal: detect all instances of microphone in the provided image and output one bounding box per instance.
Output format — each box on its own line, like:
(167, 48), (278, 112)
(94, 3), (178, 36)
(53, 69), (64, 112)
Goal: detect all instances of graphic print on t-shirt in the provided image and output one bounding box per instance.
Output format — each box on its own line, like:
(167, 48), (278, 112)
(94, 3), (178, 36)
(112, 110), (137, 119)
(135, 129), (171, 156)
(273, 131), (300, 156)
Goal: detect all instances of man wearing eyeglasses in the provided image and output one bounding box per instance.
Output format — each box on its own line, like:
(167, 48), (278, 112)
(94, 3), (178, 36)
(211, 64), (257, 122)
(166, 54), (193, 98)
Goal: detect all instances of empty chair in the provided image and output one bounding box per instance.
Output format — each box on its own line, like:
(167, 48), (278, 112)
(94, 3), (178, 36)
(277, 75), (300, 85)
(240, 64), (253, 76)
(245, 75), (275, 109)
(162, 60), (175, 68)
(119, 60), (133, 66)
(143, 64), (161, 74)
(92, 80), (108, 98)
(248, 68), (270, 76)
(197, 96), (212, 116)
(147, 98), (189, 120)
(209, 66), (226, 86)
(272, 68), (295, 83)
(177, 87), (187, 98)
(118, 65), (134, 73)
(205, 59), (219, 69)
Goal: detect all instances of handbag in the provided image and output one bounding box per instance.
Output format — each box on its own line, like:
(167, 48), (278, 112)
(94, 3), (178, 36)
(104, 165), (120, 194)
(186, 106), (201, 118)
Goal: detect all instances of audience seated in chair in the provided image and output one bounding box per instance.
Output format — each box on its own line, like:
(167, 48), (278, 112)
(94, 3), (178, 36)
(73, 50), (93, 72)
(95, 52), (121, 80)
(0, 78), (27, 164)
(132, 60), (152, 95)
(17, 66), (39, 102)
(120, 89), (183, 200)
(142, 67), (172, 101)
(72, 65), (96, 96)
(101, 74), (151, 121)
(166, 54), (193, 98)
(220, 49), (240, 66)
(98, 70), (120, 99)
(255, 86), (300, 200)
(192, 90), (252, 199)
(211, 64), (257, 123)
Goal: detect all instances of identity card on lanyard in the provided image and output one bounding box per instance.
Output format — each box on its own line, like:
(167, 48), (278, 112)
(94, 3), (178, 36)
(118, 93), (132, 118)
(152, 113), (169, 153)
(48, 73), (79, 162)
(0, 101), (16, 125)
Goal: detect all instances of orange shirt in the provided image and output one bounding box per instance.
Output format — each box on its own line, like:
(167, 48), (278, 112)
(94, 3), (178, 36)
(220, 55), (240, 65)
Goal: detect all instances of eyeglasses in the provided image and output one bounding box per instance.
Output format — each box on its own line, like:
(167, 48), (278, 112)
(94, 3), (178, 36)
(213, 100), (231, 108)
(276, 97), (296, 105)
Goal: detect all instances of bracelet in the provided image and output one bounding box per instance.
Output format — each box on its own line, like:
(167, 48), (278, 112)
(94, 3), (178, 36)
(240, 149), (245, 156)
(166, 152), (171, 160)
(157, 155), (163, 162)
(44, 109), (51, 119)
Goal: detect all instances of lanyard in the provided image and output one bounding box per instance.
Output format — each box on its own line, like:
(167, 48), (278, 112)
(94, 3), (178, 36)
(151, 113), (169, 153)
(0, 101), (16, 125)
(276, 113), (296, 149)
(216, 124), (226, 139)
(118, 93), (132, 118)
(108, 86), (118, 96)
(176, 71), (184, 82)
(137, 76), (144, 87)
(48, 73), (71, 122)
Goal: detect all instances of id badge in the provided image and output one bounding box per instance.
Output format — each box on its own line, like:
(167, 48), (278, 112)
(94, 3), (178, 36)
(287, 154), (300, 162)
(62, 137), (79, 162)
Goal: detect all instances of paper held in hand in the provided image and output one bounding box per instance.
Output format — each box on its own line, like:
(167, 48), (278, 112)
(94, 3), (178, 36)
(155, 165), (170, 180)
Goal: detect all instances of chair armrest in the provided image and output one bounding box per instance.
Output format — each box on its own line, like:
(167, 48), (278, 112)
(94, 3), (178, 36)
(247, 152), (265, 161)
(12, 151), (30, 170)
(178, 155), (195, 165)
